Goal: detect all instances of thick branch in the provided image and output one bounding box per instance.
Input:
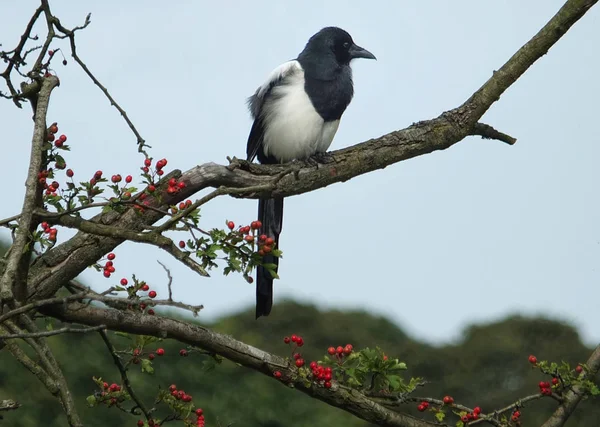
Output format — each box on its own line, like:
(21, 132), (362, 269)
(541, 345), (600, 427)
(45, 302), (433, 427)
(0, 75), (59, 304)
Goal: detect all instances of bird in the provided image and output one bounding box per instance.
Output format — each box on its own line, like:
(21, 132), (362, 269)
(246, 26), (376, 319)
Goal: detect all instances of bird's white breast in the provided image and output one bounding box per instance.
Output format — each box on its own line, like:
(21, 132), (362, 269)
(261, 66), (339, 163)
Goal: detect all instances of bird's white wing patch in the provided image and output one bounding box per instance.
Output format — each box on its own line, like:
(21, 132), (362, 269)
(258, 60), (302, 99)
(248, 60), (303, 119)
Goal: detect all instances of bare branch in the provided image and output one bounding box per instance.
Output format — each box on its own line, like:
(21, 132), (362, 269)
(157, 261), (174, 301)
(0, 324), (105, 339)
(0, 399), (21, 413)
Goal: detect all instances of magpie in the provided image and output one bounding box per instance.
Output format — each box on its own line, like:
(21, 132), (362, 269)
(246, 26), (376, 318)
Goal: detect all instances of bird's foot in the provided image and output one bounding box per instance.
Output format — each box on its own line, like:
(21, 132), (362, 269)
(306, 151), (335, 166)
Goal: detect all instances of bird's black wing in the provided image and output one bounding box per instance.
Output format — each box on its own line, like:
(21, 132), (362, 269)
(246, 60), (302, 162)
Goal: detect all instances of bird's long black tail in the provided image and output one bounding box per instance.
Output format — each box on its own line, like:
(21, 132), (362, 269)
(255, 196), (284, 318)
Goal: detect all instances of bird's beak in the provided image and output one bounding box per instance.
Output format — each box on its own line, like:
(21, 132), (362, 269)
(349, 43), (376, 60)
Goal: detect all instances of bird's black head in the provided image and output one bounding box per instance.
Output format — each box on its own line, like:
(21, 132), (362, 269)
(298, 27), (376, 76)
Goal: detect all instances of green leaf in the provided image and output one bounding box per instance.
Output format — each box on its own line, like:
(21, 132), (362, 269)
(141, 358), (154, 374)
(86, 395), (97, 407)
(435, 411), (445, 422)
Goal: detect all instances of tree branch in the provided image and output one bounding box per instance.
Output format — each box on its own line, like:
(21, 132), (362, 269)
(45, 302), (434, 427)
(98, 330), (151, 421)
(0, 75), (59, 305)
(541, 344), (600, 427)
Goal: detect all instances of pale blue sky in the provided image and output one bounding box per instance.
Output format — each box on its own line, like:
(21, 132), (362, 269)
(1, 1), (599, 346)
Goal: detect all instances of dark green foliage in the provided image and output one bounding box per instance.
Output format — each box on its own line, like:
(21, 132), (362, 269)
(0, 301), (597, 426)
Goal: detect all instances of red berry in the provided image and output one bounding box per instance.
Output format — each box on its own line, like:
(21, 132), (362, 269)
(343, 344), (353, 355)
(49, 123), (58, 133)
(336, 346), (344, 355)
(511, 415), (519, 422)
(283, 336), (291, 344)
(528, 355), (537, 364)
(421, 401), (429, 409)
(296, 337), (304, 347)
(41, 221), (49, 230)
(259, 234), (267, 242)
(291, 335), (298, 343)
(442, 396), (454, 405)
(461, 415), (469, 423)
(148, 353), (155, 360)
(125, 175), (132, 183)
(293, 353), (301, 360)
(157, 170), (164, 176)
(244, 235), (254, 243)
(94, 170), (103, 179)
(168, 178), (177, 187)
(141, 284), (150, 291)
(58, 134), (67, 142)
(327, 347), (336, 355)
(473, 406), (481, 415)
(168, 384), (176, 392)
(148, 185), (156, 193)
(137, 420), (144, 427)
(51, 181), (59, 189)
(265, 237), (275, 246)
(295, 358), (305, 367)
(179, 349), (188, 357)
(195, 409), (204, 417)
(324, 381), (332, 389)
(575, 365), (583, 374)
(251, 220), (262, 230)
(417, 404), (426, 412)
(182, 394), (192, 402)
(309, 361), (317, 369)
(148, 290), (157, 298)
(177, 181), (185, 189)
(273, 371), (282, 379)
(144, 158), (152, 167)
(513, 411), (521, 418)
(103, 270), (111, 278)
(107, 253), (115, 260)
(226, 221), (235, 230)
(179, 240), (186, 248)
(66, 169), (74, 178)
(156, 348), (165, 356)
(552, 377), (559, 386)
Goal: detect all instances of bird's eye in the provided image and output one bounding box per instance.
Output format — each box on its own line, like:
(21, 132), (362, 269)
(343, 42), (350, 49)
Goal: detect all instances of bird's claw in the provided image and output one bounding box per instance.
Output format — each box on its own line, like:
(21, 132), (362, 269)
(306, 152), (335, 166)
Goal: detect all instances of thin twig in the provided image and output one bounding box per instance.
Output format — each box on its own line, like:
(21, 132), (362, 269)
(471, 122), (517, 145)
(98, 330), (151, 421)
(0, 325), (105, 340)
(157, 260), (173, 301)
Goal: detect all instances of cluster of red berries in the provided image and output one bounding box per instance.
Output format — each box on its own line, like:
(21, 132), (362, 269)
(416, 401), (429, 412)
(327, 344), (353, 361)
(110, 174), (133, 184)
(40, 221), (58, 242)
(102, 253), (117, 278)
(141, 157), (168, 176)
(166, 177), (186, 195)
(98, 381), (123, 406)
(460, 406), (481, 423)
(442, 395), (454, 405)
(194, 408), (205, 427)
(283, 335), (305, 366)
(37, 169), (61, 197)
(228, 220), (277, 256)
(309, 361), (333, 388)
(89, 170), (104, 186)
(511, 409), (522, 422)
(538, 381), (553, 396)
(168, 384), (193, 402)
